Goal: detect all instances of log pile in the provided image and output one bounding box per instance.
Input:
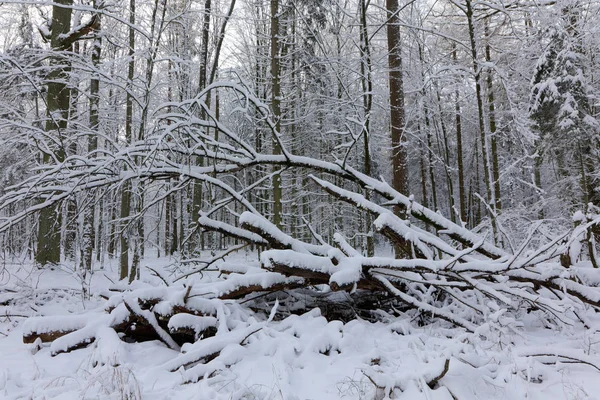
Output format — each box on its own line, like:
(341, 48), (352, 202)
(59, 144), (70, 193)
(22, 174), (600, 356)
(9, 83), (600, 395)
(23, 287), (224, 354)
(199, 176), (600, 332)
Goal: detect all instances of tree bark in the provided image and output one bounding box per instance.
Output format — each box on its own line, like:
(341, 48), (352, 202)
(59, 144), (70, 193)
(464, 0), (496, 238)
(119, 0), (135, 280)
(485, 20), (501, 214)
(386, 0), (408, 198)
(453, 45), (467, 225)
(359, 0), (374, 256)
(270, 0), (283, 228)
(82, 3), (101, 272)
(386, 0), (409, 258)
(36, 0), (73, 266)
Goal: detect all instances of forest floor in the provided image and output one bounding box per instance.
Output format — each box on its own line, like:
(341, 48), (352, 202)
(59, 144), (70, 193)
(1, 253), (600, 400)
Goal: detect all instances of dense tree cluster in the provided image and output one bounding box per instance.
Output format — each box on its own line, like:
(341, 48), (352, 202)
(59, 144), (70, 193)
(0, 0), (599, 299)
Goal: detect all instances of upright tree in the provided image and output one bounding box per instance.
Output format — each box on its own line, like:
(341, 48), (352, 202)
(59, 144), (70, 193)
(530, 3), (599, 209)
(270, 0), (282, 228)
(36, 0), (98, 266)
(120, 0), (135, 280)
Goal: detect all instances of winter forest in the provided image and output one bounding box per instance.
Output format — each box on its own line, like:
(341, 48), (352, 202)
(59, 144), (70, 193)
(2, 0), (600, 398)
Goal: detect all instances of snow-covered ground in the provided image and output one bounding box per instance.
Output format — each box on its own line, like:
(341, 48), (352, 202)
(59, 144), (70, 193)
(2, 255), (600, 400)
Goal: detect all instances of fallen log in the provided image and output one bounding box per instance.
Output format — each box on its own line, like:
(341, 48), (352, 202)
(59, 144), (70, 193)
(123, 299), (180, 350)
(23, 315), (90, 344)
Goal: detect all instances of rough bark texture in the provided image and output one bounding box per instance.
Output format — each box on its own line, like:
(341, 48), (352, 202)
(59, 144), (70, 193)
(386, 0), (408, 200)
(36, 0), (73, 266)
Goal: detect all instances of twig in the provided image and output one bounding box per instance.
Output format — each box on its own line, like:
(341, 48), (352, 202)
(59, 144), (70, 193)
(427, 359), (450, 389)
(146, 265), (171, 286)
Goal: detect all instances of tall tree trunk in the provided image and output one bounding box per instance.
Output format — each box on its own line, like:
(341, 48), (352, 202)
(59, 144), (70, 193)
(434, 83), (456, 223)
(464, 0), (496, 238)
(426, 125), (438, 212)
(191, 0), (211, 254)
(359, 0), (374, 256)
(208, 0), (237, 87)
(82, 4), (101, 272)
(453, 45), (467, 225)
(418, 44), (437, 213)
(120, 0), (135, 280)
(36, 0), (73, 266)
(386, 0), (408, 201)
(485, 20), (501, 214)
(270, 0), (282, 228)
(386, 0), (409, 257)
(420, 144), (429, 209)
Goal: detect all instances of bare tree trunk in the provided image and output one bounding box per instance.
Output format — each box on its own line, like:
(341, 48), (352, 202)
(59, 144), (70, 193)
(434, 83), (456, 223)
(82, 4), (101, 272)
(417, 44), (438, 216)
(359, 0), (374, 256)
(453, 45), (467, 225)
(120, 0), (135, 280)
(191, 0), (211, 254)
(270, 0), (282, 228)
(208, 0), (237, 87)
(420, 145), (429, 209)
(386, 0), (408, 198)
(386, 0), (408, 257)
(426, 124), (437, 212)
(464, 0), (496, 239)
(485, 20), (501, 214)
(36, 0), (73, 266)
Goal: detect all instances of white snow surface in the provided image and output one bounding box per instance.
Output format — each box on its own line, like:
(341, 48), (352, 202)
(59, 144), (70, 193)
(2, 256), (600, 399)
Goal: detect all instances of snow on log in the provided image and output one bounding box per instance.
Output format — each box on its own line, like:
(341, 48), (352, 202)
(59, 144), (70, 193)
(48, 305), (130, 356)
(161, 323), (264, 372)
(168, 314), (218, 341)
(329, 258), (365, 292)
(23, 314), (90, 344)
(123, 299), (180, 351)
(213, 270), (306, 299)
(51, 321), (104, 356)
(261, 250), (336, 278)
